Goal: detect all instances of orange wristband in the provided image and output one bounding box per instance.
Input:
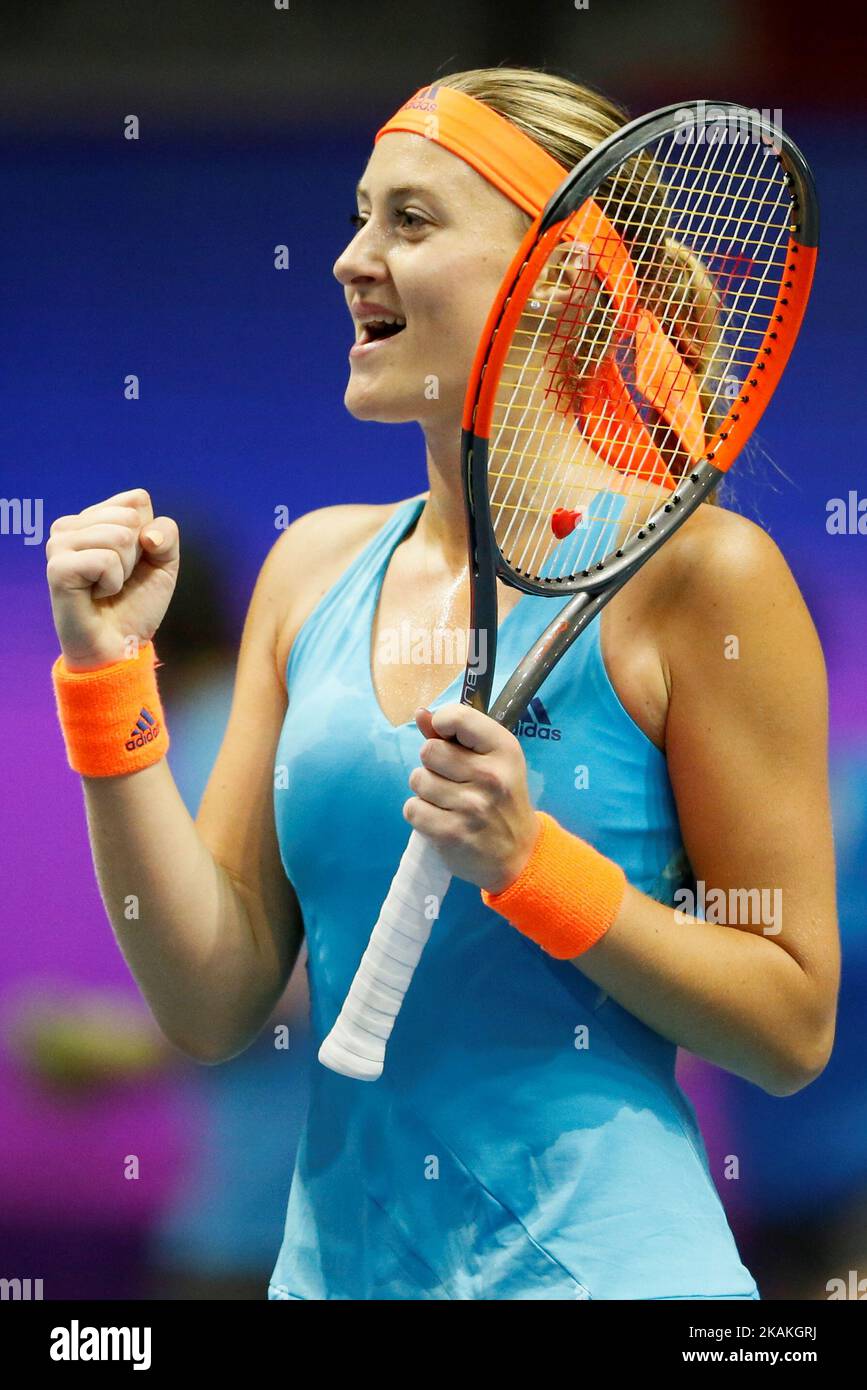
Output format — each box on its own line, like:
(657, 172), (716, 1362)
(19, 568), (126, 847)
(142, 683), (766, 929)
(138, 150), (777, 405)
(51, 640), (169, 777)
(481, 811), (626, 959)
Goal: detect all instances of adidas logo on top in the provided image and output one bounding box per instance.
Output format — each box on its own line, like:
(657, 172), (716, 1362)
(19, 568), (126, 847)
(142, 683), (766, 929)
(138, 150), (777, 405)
(404, 83), (441, 114)
(125, 706), (161, 752)
(514, 695), (561, 741)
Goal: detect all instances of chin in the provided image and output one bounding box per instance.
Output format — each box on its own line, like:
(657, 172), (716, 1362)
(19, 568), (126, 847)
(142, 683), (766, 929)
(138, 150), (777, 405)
(343, 383), (417, 425)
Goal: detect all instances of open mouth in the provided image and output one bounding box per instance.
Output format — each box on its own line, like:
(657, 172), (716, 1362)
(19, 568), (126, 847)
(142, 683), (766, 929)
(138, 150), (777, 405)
(357, 317), (407, 345)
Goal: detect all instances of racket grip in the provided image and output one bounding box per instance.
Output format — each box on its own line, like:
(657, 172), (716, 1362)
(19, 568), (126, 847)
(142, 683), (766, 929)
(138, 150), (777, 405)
(317, 828), (453, 1080)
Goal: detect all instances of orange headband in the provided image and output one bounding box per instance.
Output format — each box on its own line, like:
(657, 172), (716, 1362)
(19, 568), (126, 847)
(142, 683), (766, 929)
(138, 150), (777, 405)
(375, 84), (705, 485)
(375, 82), (570, 219)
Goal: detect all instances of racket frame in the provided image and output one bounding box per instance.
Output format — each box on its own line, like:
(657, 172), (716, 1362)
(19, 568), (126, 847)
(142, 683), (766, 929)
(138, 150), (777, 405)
(460, 100), (818, 718)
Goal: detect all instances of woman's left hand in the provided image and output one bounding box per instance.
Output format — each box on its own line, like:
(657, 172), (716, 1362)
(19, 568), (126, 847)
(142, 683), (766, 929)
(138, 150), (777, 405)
(405, 703), (541, 894)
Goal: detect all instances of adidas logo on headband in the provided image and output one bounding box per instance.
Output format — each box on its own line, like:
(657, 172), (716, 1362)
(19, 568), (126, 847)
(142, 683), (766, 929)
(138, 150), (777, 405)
(403, 83), (441, 114)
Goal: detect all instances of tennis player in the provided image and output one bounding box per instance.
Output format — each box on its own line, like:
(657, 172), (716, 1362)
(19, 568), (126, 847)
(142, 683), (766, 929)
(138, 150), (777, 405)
(47, 67), (839, 1300)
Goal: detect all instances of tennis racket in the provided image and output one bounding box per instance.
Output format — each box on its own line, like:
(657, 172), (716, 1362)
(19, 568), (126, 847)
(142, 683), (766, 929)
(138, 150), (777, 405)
(319, 98), (818, 1080)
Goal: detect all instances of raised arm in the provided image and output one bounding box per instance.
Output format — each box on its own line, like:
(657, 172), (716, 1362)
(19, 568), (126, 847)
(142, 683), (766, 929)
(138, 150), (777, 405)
(47, 489), (305, 1064)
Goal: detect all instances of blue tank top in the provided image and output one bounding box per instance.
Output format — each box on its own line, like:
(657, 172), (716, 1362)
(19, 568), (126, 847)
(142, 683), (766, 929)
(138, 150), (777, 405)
(268, 494), (760, 1300)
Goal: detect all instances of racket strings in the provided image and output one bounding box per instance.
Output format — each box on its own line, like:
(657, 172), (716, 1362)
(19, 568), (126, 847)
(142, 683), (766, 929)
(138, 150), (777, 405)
(497, 136), (671, 575)
(506, 132), (686, 575)
(623, 137), (784, 457)
(486, 124), (794, 581)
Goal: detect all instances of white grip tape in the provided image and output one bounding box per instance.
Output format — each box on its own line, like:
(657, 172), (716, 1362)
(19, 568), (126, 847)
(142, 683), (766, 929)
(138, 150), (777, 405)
(318, 827), (453, 1080)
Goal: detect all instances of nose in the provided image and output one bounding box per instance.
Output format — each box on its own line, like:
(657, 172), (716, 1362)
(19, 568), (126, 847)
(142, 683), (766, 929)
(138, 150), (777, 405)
(333, 218), (388, 290)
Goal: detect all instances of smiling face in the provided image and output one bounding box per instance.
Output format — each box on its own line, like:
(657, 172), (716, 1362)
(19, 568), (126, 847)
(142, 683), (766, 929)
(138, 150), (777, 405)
(333, 131), (531, 426)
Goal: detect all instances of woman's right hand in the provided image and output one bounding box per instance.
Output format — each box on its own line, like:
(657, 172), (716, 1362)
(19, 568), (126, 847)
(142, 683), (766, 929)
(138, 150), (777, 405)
(46, 488), (180, 671)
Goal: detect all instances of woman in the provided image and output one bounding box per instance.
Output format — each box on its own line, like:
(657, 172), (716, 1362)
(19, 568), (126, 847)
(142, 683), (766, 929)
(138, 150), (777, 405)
(47, 67), (839, 1300)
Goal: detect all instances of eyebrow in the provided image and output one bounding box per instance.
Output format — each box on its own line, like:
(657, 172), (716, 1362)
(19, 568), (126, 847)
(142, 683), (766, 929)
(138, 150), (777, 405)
(355, 182), (440, 203)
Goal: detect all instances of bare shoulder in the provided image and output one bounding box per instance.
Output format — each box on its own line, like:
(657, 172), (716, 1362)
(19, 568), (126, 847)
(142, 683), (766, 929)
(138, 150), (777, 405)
(639, 500), (809, 616)
(259, 497), (422, 689)
(641, 500), (826, 693)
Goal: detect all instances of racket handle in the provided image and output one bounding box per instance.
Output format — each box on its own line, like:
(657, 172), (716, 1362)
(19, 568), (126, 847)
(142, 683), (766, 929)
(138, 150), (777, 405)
(317, 828), (453, 1080)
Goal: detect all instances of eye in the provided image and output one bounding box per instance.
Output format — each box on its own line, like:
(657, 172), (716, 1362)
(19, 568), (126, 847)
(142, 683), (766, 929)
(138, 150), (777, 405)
(394, 208), (425, 229)
(348, 208), (426, 233)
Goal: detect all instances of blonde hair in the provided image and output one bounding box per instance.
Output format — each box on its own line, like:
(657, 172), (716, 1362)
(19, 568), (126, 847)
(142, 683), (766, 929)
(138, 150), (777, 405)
(438, 66), (722, 498)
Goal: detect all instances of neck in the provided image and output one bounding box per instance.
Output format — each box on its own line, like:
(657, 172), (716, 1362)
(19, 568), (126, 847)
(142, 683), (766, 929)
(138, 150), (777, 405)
(414, 420), (469, 575)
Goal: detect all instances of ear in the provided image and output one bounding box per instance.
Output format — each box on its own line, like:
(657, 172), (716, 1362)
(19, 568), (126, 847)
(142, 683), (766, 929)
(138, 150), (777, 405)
(528, 239), (597, 313)
(516, 239), (614, 369)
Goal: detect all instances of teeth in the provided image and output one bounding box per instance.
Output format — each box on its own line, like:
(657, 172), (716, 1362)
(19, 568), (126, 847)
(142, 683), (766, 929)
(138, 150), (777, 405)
(358, 314), (406, 344)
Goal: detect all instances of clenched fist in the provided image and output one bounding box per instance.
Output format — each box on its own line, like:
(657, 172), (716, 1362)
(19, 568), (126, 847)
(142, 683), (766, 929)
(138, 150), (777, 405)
(46, 488), (179, 671)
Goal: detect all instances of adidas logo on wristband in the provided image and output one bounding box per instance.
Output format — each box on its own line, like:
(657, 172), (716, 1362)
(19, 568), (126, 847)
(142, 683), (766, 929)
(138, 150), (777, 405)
(125, 706), (161, 752)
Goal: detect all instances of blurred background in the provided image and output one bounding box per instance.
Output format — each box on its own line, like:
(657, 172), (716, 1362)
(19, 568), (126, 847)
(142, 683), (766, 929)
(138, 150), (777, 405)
(0, 0), (863, 1300)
